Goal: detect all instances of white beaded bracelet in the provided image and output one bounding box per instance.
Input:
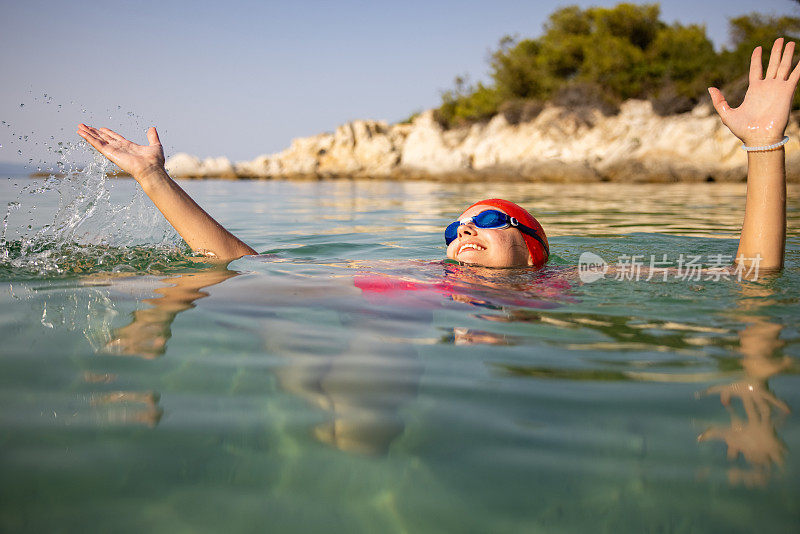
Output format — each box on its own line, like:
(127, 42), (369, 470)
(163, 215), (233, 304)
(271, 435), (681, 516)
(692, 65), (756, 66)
(741, 136), (789, 152)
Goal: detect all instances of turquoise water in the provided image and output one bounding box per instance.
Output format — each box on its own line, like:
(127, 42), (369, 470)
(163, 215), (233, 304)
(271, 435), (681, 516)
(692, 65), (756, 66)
(1, 176), (799, 533)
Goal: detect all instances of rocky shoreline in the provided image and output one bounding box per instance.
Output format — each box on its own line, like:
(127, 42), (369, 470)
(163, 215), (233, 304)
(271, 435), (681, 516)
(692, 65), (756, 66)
(161, 100), (798, 183)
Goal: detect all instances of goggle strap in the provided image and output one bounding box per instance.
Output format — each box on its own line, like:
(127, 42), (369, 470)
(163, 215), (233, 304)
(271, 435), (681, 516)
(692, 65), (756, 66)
(511, 219), (549, 258)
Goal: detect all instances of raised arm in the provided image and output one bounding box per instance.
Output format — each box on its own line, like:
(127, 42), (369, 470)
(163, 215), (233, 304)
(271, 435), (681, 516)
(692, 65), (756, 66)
(708, 38), (799, 271)
(77, 124), (257, 260)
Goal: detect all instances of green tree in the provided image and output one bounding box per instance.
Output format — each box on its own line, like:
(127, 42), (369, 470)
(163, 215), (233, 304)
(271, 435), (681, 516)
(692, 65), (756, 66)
(490, 37), (548, 99)
(589, 2), (662, 49)
(437, 77), (501, 128)
(646, 23), (718, 112)
(432, 3), (800, 128)
(579, 33), (647, 99)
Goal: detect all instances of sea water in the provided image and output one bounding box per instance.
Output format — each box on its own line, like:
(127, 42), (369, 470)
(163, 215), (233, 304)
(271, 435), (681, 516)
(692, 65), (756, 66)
(0, 176), (798, 533)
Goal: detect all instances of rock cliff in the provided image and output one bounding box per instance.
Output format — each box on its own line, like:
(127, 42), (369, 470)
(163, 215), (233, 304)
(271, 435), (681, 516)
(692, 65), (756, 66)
(165, 101), (800, 182)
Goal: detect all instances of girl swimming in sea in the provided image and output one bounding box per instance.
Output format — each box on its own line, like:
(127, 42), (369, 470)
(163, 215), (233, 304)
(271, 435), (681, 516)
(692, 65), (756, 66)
(77, 39), (798, 272)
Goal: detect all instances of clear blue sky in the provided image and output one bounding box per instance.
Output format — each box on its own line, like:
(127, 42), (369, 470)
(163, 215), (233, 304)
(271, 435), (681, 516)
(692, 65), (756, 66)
(1, 0), (798, 167)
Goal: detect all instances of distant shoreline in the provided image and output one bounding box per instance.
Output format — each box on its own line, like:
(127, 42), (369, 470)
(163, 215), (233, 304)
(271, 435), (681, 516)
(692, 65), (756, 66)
(26, 100), (799, 184)
(23, 169), (800, 184)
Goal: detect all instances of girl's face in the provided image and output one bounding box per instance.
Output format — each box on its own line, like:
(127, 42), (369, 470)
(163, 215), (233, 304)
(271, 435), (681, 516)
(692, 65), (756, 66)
(445, 205), (533, 268)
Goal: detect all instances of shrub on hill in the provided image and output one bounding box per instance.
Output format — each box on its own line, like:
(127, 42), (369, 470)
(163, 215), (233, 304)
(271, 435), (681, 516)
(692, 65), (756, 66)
(434, 3), (800, 128)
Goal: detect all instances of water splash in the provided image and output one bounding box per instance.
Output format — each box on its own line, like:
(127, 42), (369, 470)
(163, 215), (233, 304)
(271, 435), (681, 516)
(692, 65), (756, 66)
(1, 128), (189, 277)
(3, 91), (188, 278)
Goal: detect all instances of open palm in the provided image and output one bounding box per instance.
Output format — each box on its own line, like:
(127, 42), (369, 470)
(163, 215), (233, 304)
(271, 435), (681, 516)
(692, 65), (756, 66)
(77, 124), (164, 178)
(709, 38), (800, 146)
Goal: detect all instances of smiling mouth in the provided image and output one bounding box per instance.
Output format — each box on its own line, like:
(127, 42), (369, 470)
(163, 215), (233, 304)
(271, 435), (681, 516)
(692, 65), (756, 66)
(458, 243), (486, 255)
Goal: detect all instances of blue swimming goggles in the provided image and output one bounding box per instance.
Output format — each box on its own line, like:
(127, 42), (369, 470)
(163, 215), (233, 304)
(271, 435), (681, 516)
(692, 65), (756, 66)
(444, 209), (548, 254)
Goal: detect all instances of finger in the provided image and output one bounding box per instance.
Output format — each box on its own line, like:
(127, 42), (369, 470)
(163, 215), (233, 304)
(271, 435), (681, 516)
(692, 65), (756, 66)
(778, 40), (795, 80)
(77, 129), (108, 152)
(77, 124), (103, 142)
(765, 394), (791, 413)
(697, 428), (721, 442)
(80, 124), (115, 144)
(749, 46), (763, 83)
(99, 127), (126, 142)
(79, 124), (106, 140)
(765, 38), (784, 79)
(789, 50), (800, 84)
(707, 87), (731, 121)
(147, 126), (161, 146)
(93, 128), (118, 144)
(78, 123), (99, 136)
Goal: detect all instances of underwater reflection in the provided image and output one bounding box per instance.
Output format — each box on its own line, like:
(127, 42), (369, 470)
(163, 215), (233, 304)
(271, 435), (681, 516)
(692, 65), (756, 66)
(89, 390), (163, 428)
(78, 266), (239, 427)
(102, 266), (240, 358)
(45, 256), (797, 474)
(95, 263), (423, 455)
(473, 276), (792, 487)
(697, 281), (792, 487)
(449, 327), (513, 346)
(82, 371), (163, 427)
(484, 308), (738, 378)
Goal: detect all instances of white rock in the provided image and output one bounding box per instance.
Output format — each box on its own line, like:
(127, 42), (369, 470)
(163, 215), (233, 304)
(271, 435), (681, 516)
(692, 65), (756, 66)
(199, 157), (235, 178)
(310, 120), (402, 177)
(271, 134), (333, 176)
(165, 153), (201, 177)
(399, 110), (470, 173)
(173, 101), (800, 182)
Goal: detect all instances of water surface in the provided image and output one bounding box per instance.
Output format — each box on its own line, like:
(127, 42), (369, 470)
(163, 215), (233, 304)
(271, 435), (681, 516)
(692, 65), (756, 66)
(1, 178), (798, 533)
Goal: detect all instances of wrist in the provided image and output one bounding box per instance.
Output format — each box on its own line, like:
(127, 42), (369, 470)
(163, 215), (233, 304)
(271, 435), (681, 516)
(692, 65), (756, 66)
(741, 136), (789, 152)
(741, 134), (786, 147)
(134, 164), (168, 188)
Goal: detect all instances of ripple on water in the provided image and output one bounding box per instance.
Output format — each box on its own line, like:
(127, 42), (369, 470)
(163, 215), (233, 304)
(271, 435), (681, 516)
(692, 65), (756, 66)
(0, 178), (798, 533)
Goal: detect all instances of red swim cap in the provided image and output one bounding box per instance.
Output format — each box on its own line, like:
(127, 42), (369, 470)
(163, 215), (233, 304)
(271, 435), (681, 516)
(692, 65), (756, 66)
(460, 198), (549, 268)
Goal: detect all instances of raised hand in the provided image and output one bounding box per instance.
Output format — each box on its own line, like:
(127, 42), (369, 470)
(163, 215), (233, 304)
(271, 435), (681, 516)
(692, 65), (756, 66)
(77, 123), (256, 259)
(77, 124), (165, 180)
(709, 38), (800, 146)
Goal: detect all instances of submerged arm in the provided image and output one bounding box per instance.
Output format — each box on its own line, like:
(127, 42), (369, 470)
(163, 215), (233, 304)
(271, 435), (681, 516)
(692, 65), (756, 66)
(709, 38), (799, 271)
(77, 124), (256, 260)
